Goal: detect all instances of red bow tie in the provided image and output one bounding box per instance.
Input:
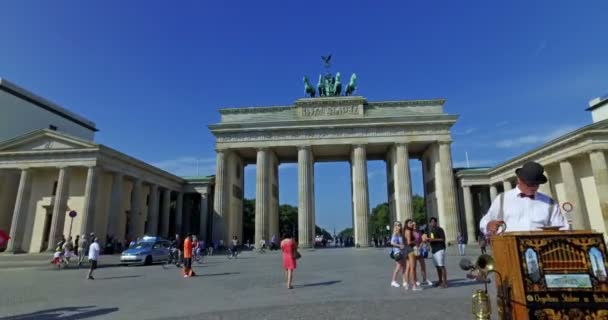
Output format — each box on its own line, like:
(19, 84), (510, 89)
(519, 193), (535, 200)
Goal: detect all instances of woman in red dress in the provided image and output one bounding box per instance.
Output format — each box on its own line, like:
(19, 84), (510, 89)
(280, 232), (297, 289)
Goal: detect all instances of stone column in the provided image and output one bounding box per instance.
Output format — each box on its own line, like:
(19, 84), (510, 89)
(146, 184), (159, 235)
(589, 150), (608, 236)
(106, 173), (124, 239)
(6, 168), (32, 253)
(269, 151), (279, 240)
(160, 189), (171, 237)
(394, 143), (414, 222)
(438, 142), (459, 244)
(538, 172), (553, 197)
(46, 167), (71, 251)
(213, 150), (228, 242)
(309, 155), (316, 243)
(80, 167), (99, 236)
(199, 193), (209, 241)
(462, 186), (476, 245)
(298, 146), (314, 248)
(560, 160), (586, 229)
(351, 145), (370, 247)
(489, 185), (498, 202)
(175, 192), (183, 236)
(502, 180), (512, 191)
(127, 178), (142, 240)
(255, 148), (270, 245)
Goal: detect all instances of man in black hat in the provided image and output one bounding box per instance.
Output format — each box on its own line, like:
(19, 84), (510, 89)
(480, 161), (567, 234)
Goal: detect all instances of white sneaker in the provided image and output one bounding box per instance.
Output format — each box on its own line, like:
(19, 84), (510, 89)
(426, 280), (433, 286)
(391, 281), (400, 288)
(412, 285), (423, 291)
(416, 281), (420, 286)
(403, 283), (409, 290)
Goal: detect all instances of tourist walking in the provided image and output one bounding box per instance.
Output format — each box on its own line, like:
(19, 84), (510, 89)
(457, 232), (465, 256)
(62, 236), (75, 265)
(404, 219), (421, 291)
(183, 235), (194, 278)
(74, 235), (80, 257)
(280, 233), (297, 289)
(389, 221), (407, 288)
(87, 238), (100, 280)
(412, 221), (433, 286)
(78, 234), (88, 267)
(428, 217), (448, 288)
(229, 236), (239, 258)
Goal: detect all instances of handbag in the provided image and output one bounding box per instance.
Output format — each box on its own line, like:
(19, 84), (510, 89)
(391, 250), (403, 261)
(295, 251), (302, 260)
(420, 245), (428, 258)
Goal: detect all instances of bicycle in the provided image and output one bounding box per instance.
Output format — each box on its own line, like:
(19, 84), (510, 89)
(227, 246), (240, 259)
(162, 248), (182, 269)
(194, 247), (204, 264)
(257, 244), (267, 254)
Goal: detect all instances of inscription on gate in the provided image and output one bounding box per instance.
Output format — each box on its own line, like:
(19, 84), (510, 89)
(301, 105), (360, 117)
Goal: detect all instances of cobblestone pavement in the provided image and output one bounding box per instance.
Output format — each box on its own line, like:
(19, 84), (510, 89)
(0, 246), (496, 320)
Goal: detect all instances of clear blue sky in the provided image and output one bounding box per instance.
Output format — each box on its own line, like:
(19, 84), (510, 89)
(2, 1), (607, 233)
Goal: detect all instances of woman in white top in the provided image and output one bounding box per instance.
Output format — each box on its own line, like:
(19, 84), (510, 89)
(389, 221), (407, 288)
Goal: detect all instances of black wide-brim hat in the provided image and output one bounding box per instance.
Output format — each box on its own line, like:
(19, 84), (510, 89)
(515, 161), (547, 184)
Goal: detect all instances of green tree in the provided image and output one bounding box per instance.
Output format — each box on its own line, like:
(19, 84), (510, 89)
(279, 204), (298, 238)
(369, 202), (390, 239)
(241, 200), (349, 242)
(242, 199), (256, 243)
(412, 195), (426, 226)
(338, 227), (353, 238)
(315, 226), (333, 240)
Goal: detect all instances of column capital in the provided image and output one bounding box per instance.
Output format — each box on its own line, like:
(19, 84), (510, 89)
(586, 148), (606, 155)
(256, 147), (269, 152)
(352, 144), (367, 149)
(395, 142), (409, 148)
(297, 145), (311, 151)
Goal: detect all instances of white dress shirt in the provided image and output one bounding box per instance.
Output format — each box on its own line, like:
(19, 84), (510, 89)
(88, 242), (100, 261)
(479, 186), (568, 234)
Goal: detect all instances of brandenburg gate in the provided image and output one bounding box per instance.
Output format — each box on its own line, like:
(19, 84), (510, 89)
(209, 95), (460, 248)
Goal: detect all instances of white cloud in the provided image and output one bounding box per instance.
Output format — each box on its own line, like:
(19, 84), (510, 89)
(151, 156), (215, 177)
(453, 159), (497, 168)
(495, 126), (578, 149)
(368, 170), (384, 180)
(279, 163), (297, 170)
(453, 128), (476, 135)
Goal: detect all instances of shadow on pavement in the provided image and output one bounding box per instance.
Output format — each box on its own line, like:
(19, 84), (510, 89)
(295, 280), (342, 288)
(96, 275), (143, 280)
(0, 305), (119, 320)
(197, 272), (240, 277)
(444, 278), (487, 288)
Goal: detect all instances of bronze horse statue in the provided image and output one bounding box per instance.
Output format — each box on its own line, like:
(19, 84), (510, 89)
(345, 73), (357, 96)
(303, 76), (316, 97)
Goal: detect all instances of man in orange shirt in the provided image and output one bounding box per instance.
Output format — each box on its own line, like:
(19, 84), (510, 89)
(183, 234), (194, 278)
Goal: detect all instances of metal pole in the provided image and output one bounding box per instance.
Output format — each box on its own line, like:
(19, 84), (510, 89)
(68, 217), (74, 238)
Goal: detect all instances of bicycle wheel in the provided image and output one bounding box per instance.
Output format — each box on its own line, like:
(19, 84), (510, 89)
(162, 254), (173, 269)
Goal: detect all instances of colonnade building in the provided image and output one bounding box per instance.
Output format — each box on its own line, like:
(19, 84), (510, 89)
(0, 78), (213, 253)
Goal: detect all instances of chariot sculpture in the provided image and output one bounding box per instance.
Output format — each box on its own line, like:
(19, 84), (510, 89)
(303, 55), (357, 98)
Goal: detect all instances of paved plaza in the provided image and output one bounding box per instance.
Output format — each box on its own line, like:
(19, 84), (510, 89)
(0, 246), (496, 320)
